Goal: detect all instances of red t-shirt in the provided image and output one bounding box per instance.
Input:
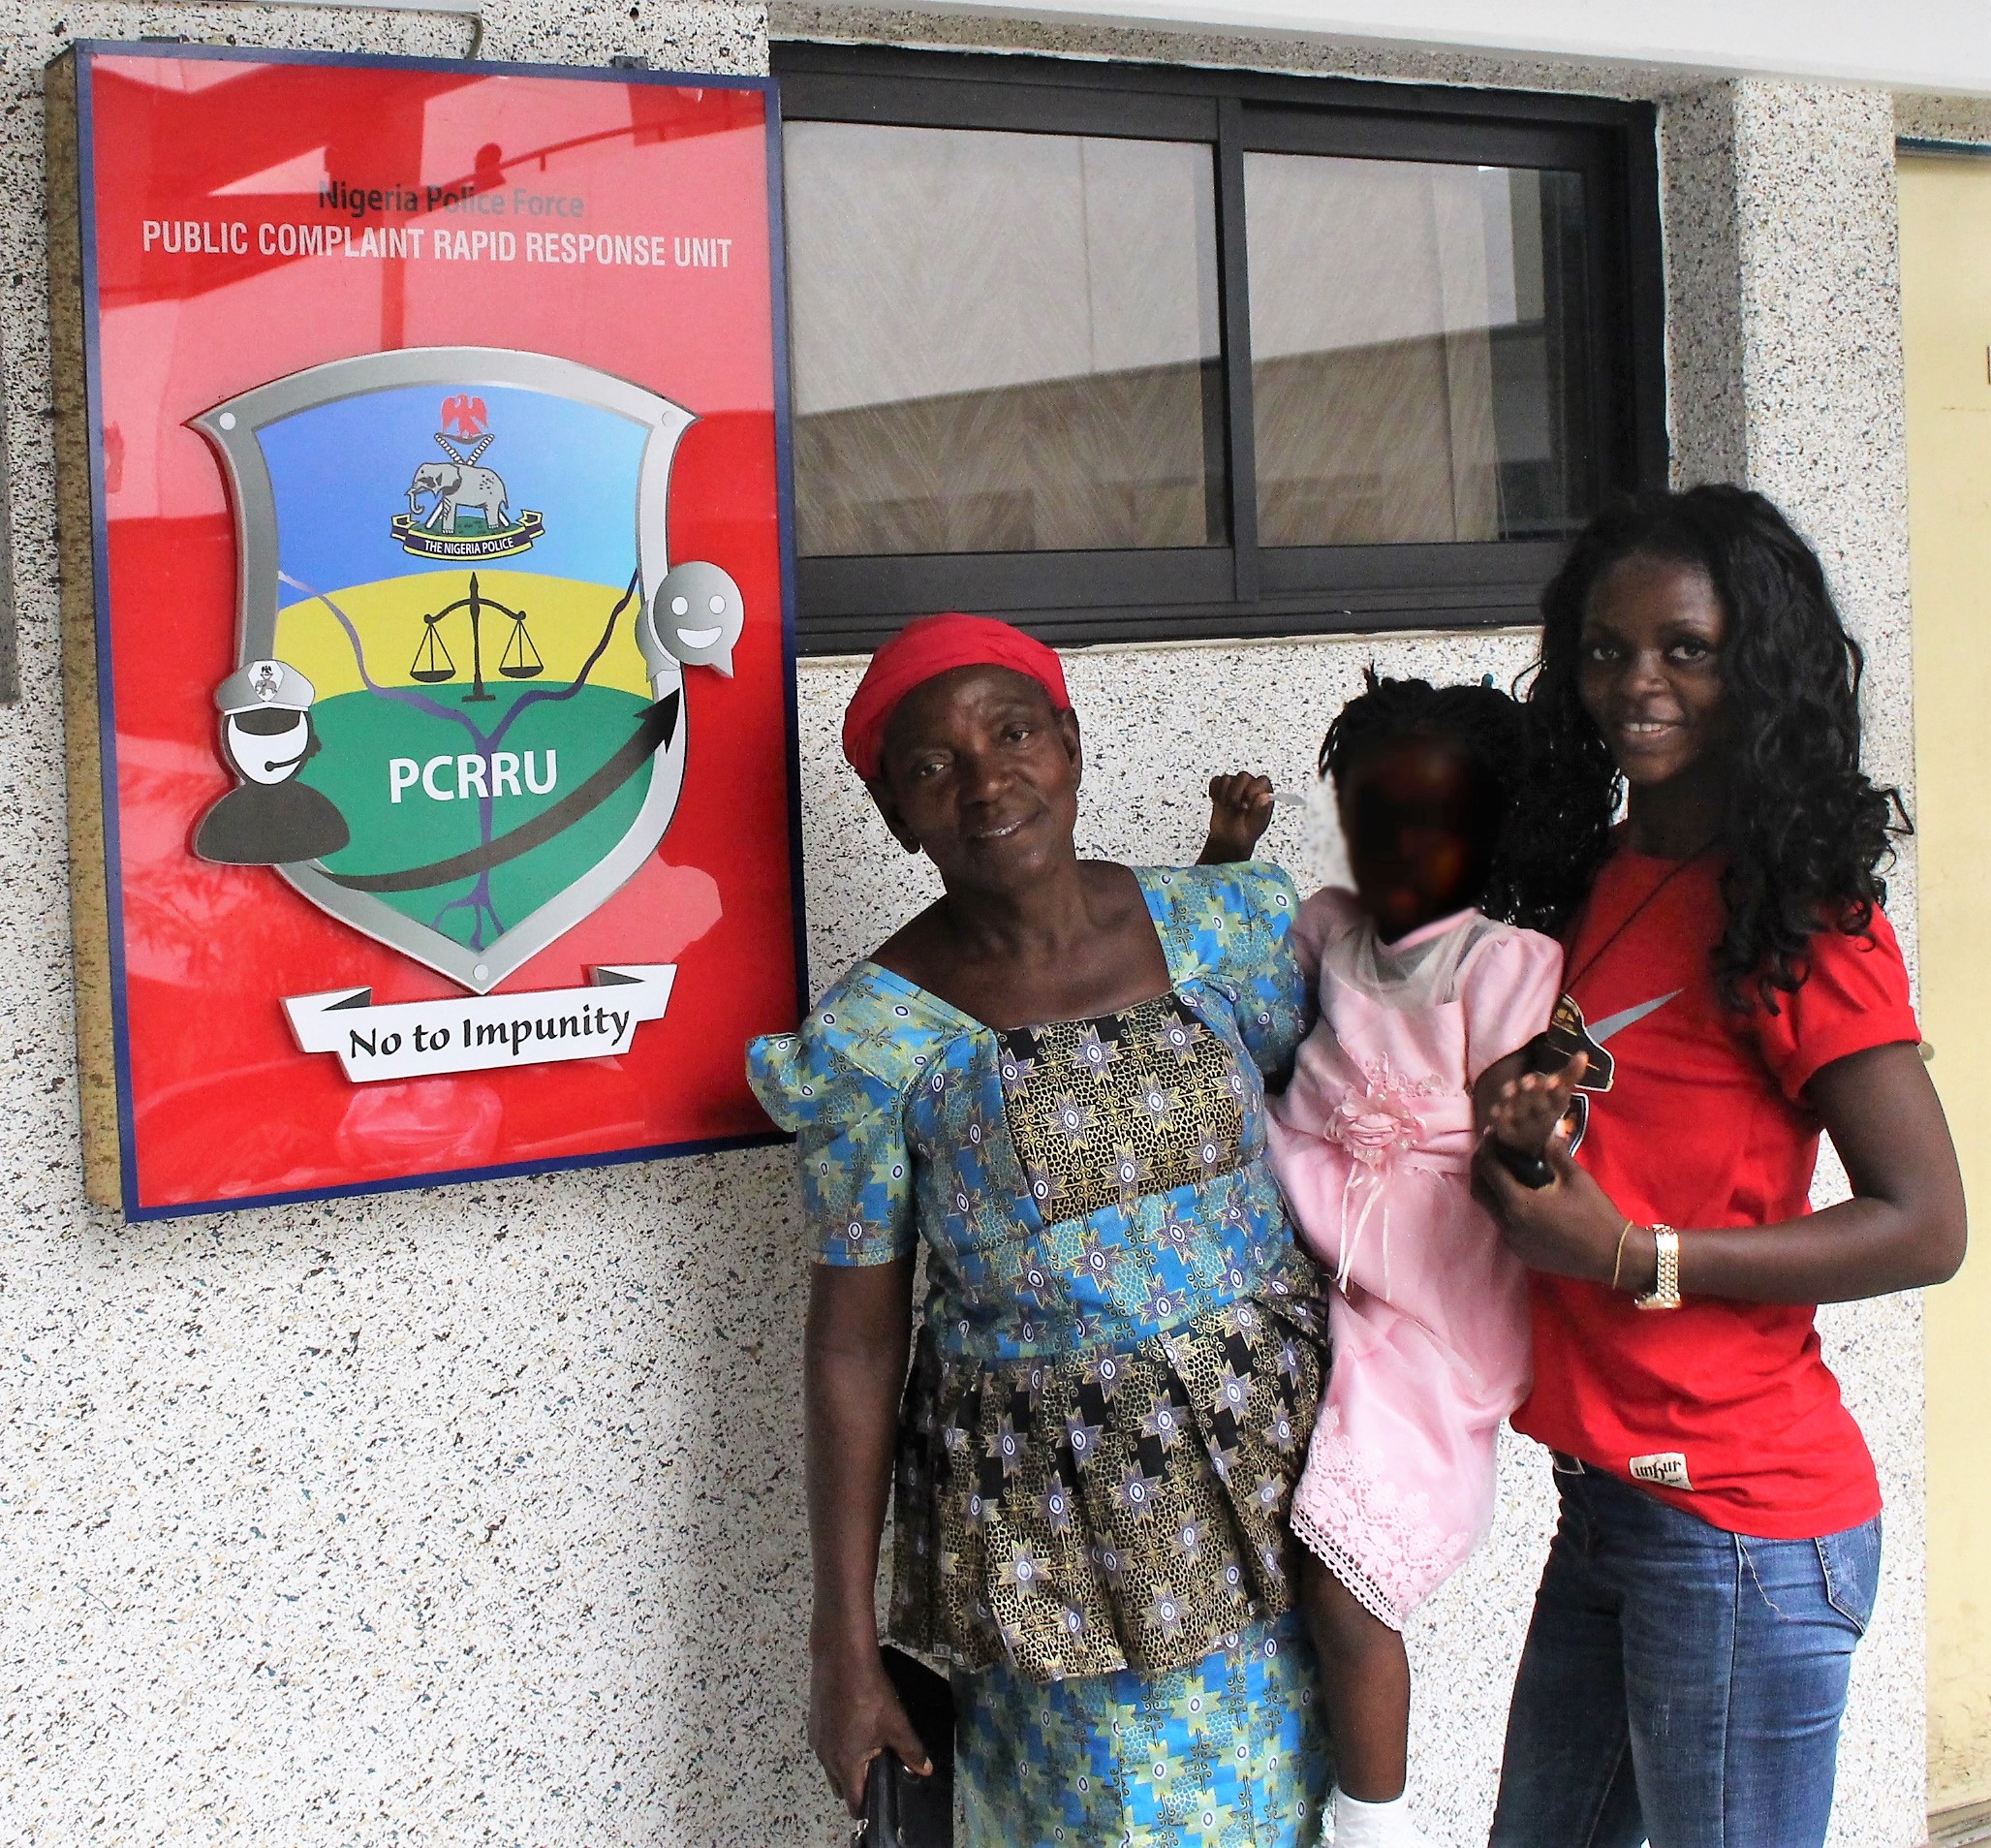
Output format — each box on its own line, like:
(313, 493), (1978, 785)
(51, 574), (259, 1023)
(1510, 847), (1920, 1538)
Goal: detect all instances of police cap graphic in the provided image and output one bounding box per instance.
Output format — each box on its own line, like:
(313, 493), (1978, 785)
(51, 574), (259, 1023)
(215, 657), (316, 715)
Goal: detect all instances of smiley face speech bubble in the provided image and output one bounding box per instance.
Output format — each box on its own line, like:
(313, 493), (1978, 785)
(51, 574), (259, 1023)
(646, 560), (744, 677)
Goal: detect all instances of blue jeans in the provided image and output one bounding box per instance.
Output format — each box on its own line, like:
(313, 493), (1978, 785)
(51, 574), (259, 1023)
(1488, 1458), (1882, 1848)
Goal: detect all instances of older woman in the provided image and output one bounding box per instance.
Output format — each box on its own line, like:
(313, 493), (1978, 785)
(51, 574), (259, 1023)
(748, 614), (1333, 1846)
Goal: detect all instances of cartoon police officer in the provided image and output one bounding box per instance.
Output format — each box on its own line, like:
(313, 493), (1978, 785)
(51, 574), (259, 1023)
(192, 658), (351, 866)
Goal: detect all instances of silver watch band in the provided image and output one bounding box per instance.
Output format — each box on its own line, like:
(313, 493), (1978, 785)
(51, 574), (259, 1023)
(1634, 1225), (1682, 1311)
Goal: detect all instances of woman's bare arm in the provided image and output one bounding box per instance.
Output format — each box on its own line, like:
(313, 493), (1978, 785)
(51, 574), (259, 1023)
(1476, 1042), (1966, 1303)
(804, 1259), (931, 1813)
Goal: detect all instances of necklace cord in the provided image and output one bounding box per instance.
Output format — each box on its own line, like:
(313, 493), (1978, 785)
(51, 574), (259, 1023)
(1562, 841), (1719, 997)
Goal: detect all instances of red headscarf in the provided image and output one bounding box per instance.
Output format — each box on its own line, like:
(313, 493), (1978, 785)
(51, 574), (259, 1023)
(840, 612), (1072, 782)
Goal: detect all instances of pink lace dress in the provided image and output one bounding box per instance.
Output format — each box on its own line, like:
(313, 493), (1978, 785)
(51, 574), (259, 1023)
(1269, 889), (1563, 1629)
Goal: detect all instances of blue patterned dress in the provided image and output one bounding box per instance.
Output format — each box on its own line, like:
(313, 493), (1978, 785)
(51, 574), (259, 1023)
(749, 864), (1333, 1847)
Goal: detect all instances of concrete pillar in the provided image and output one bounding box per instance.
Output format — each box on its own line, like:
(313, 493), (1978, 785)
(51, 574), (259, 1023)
(1664, 81), (1913, 813)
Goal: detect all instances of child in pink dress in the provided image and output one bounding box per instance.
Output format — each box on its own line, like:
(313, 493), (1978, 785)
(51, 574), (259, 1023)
(1204, 675), (1563, 1848)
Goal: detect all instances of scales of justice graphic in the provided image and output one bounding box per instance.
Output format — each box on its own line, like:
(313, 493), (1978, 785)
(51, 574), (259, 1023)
(409, 574), (544, 696)
(192, 347), (747, 995)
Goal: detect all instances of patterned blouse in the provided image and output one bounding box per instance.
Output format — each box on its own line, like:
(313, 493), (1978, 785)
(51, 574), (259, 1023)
(748, 863), (1332, 1682)
(748, 864), (1311, 1363)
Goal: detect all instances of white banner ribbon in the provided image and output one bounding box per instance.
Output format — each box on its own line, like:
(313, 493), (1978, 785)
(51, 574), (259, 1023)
(283, 965), (677, 1082)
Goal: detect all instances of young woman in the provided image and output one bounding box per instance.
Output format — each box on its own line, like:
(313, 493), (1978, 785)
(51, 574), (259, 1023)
(1475, 485), (1967, 1848)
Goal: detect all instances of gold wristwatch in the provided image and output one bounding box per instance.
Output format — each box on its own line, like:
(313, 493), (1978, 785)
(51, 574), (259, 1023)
(1634, 1226), (1683, 1311)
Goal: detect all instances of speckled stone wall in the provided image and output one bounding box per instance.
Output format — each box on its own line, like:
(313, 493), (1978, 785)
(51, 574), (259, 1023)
(0, 9), (830, 1847)
(0, 6), (1931, 1845)
(1660, 83), (1752, 485)
(1900, 94), (1991, 143)
(772, 0), (1664, 96)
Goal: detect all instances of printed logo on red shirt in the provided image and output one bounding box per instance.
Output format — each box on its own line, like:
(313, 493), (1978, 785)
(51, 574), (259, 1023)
(1630, 1451), (1693, 1490)
(1534, 989), (1681, 1149)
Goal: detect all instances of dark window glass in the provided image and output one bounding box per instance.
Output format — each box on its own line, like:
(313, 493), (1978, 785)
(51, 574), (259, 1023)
(1245, 154), (1590, 546)
(771, 46), (1664, 650)
(784, 122), (1227, 557)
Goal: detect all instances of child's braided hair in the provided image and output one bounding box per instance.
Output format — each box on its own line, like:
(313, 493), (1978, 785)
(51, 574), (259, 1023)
(1319, 670), (1530, 912)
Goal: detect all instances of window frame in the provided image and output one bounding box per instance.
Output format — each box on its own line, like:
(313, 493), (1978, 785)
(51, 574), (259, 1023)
(773, 43), (1665, 655)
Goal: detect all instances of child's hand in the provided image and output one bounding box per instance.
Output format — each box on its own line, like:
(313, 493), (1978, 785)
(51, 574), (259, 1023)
(1485, 1052), (1589, 1155)
(1199, 772), (1276, 864)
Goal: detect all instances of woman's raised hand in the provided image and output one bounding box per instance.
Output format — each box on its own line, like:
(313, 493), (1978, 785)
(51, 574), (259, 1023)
(1475, 1129), (1633, 1285)
(808, 1641), (932, 1817)
(1200, 772), (1276, 864)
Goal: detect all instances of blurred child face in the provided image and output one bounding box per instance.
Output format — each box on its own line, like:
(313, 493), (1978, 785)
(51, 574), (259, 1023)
(1335, 736), (1492, 942)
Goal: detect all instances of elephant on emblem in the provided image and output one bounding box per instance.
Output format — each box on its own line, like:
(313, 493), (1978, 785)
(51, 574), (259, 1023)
(408, 431), (511, 534)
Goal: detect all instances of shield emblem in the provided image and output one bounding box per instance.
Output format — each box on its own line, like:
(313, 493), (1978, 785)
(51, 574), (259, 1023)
(194, 348), (742, 993)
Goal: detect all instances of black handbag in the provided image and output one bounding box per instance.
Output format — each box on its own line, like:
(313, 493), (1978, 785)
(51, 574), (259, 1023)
(855, 1646), (954, 1848)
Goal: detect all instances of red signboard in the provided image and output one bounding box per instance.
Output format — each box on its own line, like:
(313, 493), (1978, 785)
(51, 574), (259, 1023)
(54, 44), (802, 1217)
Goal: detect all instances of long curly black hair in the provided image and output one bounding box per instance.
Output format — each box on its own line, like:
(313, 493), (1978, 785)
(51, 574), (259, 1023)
(1496, 485), (1909, 1009)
